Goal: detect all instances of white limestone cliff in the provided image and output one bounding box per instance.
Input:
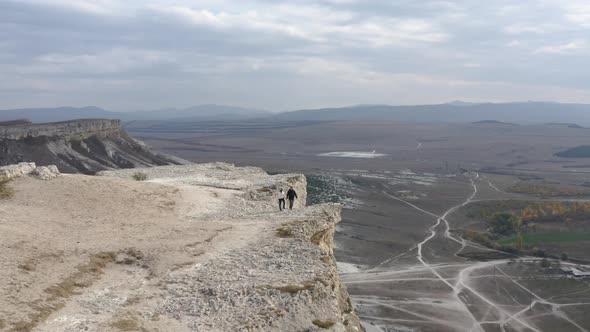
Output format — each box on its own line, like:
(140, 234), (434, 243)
(0, 163), (363, 332)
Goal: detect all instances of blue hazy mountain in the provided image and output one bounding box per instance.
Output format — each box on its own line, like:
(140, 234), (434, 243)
(0, 105), (270, 123)
(2, 101), (589, 125)
(275, 101), (590, 125)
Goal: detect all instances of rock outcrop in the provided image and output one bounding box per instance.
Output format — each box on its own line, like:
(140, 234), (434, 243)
(0, 162), (59, 180)
(0, 119), (188, 174)
(0, 163), (363, 332)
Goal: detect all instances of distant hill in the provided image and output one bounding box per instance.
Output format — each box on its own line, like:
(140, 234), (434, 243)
(123, 104), (270, 121)
(555, 146), (590, 158)
(0, 119), (32, 126)
(3, 102), (589, 125)
(0, 107), (118, 123)
(544, 123), (585, 129)
(275, 102), (590, 125)
(472, 120), (518, 125)
(0, 105), (269, 123)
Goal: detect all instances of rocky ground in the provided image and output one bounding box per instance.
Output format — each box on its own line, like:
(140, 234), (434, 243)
(0, 163), (362, 332)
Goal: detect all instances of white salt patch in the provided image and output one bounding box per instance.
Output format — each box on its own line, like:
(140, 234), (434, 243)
(318, 151), (387, 158)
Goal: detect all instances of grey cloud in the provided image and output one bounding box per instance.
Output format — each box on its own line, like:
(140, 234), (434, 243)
(0, 0), (589, 110)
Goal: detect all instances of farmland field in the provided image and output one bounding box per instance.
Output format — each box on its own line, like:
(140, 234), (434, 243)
(499, 232), (590, 245)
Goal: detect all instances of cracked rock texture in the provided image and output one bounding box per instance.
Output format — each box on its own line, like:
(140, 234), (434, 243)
(0, 162), (363, 332)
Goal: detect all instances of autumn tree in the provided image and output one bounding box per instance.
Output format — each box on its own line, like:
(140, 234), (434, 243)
(514, 233), (524, 250)
(489, 212), (519, 236)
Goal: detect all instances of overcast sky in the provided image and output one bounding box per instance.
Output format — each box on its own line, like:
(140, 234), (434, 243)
(1, 0), (590, 111)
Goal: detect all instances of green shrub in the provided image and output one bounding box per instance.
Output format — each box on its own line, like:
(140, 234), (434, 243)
(488, 212), (519, 236)
(131, 172), (148, 181)
(312, 320), (335, 329)
(496, 244), (520, 255)
(531, 248), (546, 257)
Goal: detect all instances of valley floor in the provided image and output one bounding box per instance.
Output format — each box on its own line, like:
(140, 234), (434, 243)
(337, 172), (590, 332)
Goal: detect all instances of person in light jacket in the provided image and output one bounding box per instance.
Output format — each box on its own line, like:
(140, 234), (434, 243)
(278, 188), (286, 211)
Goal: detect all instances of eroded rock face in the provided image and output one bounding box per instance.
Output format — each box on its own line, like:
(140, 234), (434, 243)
(0, 119), (121, 140)
(0, 119), (189, 174)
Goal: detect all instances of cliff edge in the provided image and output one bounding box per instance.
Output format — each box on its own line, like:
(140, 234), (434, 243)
(0, 163), (363, 332)
(0, 119), (188, 174)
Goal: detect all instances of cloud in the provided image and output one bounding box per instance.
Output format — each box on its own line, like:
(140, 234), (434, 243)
(0, 0), (589, 110)
(147, 4), (447, 47)
(17, 0), (124, 16)
(564, 2), (590, 27)
(535, 40), (587, 54)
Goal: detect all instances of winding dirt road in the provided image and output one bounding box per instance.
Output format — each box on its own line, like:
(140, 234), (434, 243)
(342, 173), (590, 332)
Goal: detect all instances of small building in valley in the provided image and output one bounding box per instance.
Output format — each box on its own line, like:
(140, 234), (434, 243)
(561, 266), (590, 278)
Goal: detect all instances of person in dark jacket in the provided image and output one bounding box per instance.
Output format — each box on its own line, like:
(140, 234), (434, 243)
(286, 186), (298, 210)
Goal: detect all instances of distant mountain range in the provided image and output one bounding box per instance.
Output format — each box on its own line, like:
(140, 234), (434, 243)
(1, 101), (589, 125)
(0, 105), (270, 123)
(275, 101), (590, 125)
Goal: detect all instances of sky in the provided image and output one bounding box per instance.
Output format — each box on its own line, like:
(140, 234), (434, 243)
(1, 0), (590, 111)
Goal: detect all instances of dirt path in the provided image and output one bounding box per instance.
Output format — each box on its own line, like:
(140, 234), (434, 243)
(343, 174), (590, 332)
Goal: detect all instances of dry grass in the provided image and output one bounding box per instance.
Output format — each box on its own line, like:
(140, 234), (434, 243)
(276, 282), (315, 295)
(276, 227), (293, 238)
(117, 247), (144, 265)
(10, 301), (65, 332)
(0, 179), (14, 199)
(256, 186), (273, 193)
(18, 263), (35, 272)
(9, 252), (116, 332)
(111, 318), (142, 331)
(310, 228), (329, 245)
(312, 319), (335, 329)
(287, 176), (300, 185)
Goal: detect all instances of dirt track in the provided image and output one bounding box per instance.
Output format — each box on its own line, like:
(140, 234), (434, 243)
(341, 173), (590, 332)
